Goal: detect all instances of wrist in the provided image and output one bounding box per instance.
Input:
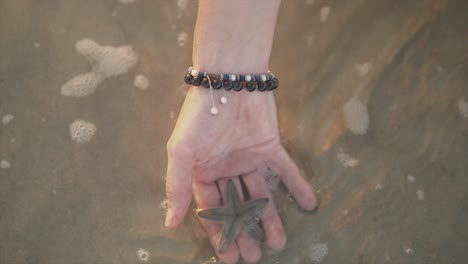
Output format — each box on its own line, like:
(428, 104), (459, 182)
(192, 0), (281, 74)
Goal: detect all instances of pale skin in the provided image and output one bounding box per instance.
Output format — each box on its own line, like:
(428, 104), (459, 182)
(165, 1), (317, 263)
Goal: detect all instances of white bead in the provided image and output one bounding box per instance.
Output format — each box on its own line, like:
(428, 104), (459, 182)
(191, 69), (199, 77)
(220, 96), (227, 104)
(210, 107), (218, 115)
(245, 75), (252, 81)
(261, 75), (267, 81)
(230, 74), (236, 81)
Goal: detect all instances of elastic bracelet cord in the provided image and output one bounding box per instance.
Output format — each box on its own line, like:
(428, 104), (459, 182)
(184, 67), (279, 92)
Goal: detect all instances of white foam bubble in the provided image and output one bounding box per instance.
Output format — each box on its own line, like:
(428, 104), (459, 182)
(177, 0), (188, 9)
(458, 99), (468, 119)
(320, 6), (330, 22)
(177, 32), (188, 47)
(355, 62), (372, 76)
(134, 74), (149, 90)
(416, 189), (424, 200)
(343, 97), (370, 135)
(200, 256), (217, 264)
(310, 242), (328, 262)
(304, 33), (315, 46)
(0, 159), (10, 169)
(406, 175), (416, 183)
(2, 114), (14, 125)
(34, 42), (41, 48)
(69, 120), (96, 143)
(136, 248), (150, 262)
(261, 166), (281, 193)
(120, 0), (136, 4)
(337, 148), (359, 168)
(403, 246), (414, 255)
(61, 72), (103, 97)
(160, 198), (169, 213)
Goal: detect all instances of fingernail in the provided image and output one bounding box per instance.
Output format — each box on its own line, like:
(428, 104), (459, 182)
(165, 207), (174, 227)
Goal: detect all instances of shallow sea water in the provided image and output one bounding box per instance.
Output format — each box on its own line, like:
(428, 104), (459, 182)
(1, 0), (467, 263)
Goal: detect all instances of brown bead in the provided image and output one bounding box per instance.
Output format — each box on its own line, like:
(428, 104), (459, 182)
(192, 76), (201, 86)
(223, 80), (233, 90)
(212, 79), (222, 89)
(233, 81), (243, 91)
(266, 80), (274, 90)
(184, 74), (194, 84)
(246, 81), (257, 91)
(201, 78), (210, 88)
(257, 81), (267, 91)
(272, 79), (279, 90)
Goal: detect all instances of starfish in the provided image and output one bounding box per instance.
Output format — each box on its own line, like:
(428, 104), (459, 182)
(197, 179), (269, 253)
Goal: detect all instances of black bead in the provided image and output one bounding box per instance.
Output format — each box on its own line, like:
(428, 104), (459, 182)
(232, 81), (243, 91)
(212, 79), (222, 89)
(257, 81), (267, 91)
(201, 77), (210, 88)
(184, 74), (193, 84)
(272, 79), (279, 90)
(246, 81), (257, 92)
(266, 80), (274, 90)
(192, 76), (202, 86)
(223, 80), (233, 90)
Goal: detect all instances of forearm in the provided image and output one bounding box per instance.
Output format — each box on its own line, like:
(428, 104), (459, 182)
(193, 0), (281, 74)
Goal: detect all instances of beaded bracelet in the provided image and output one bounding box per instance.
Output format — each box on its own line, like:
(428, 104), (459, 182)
(183, 67), (279, 115)
(184, 67), (279, 92)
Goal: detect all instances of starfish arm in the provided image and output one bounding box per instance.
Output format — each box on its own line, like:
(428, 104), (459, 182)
(197, 207), (234, 222)
(239, 197), (269, 216)
(243, 220), (265, 242)
(218, 219), (240, 253)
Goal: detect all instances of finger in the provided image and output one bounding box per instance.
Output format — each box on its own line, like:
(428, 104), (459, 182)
(165, 145), (193, 228)
(193, 179), (240, 264)
(242, 171), (287, 251)
(236, 231), (262, 263)
(267, 146), (318, 211)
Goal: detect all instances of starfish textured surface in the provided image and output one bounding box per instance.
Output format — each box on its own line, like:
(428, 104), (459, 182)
(197, 179), (269, 253)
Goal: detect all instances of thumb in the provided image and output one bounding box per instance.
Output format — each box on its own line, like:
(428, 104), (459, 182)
(165, 144), (193, 228)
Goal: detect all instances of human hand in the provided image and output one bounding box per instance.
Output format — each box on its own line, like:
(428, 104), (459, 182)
(165, 86), (318, 263)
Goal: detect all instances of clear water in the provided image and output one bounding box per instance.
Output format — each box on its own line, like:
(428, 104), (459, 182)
(1, 0), (467, 263)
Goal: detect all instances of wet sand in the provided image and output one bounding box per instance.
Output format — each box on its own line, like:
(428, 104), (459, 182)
(1, 0), (467, 263)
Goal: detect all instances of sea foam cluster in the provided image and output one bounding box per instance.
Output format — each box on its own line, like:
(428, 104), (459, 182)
(337, 148), (359, 168)
(343, 97), (370, 135)
(119, 0), (136, 4)
(134, 74), (149, 90)
(61, 39), (138, 97)
(0, 160), (10, 169)
(69, 120), (96, 143)
(2, 114), (14, 125)
(458, 99), (468, 119)
(310, 242), (328, 262)
(355, 62), (372, 76)
(136, 248), (150, 262)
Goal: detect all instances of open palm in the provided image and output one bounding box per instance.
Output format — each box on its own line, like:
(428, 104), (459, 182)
(165, 87), (317, 264)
